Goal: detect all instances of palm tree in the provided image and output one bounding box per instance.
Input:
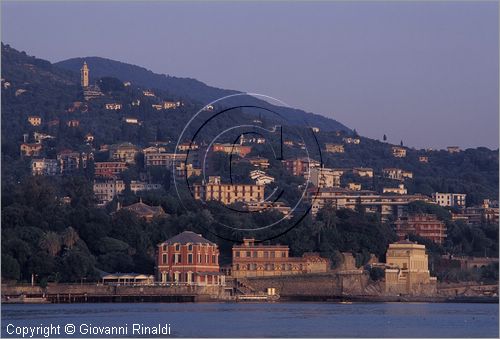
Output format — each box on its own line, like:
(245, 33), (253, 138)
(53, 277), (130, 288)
(313, 207), (337, 248)
(39, 231), (61, 257)
(312, 220), (326, 248)
(61, 227), (79, 249)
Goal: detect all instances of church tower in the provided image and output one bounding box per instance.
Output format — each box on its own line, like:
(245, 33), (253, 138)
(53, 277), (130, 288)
(81, 61), (89, 88)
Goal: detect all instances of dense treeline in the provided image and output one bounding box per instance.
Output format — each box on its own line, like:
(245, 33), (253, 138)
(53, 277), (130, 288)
(2, 176), (498, 283)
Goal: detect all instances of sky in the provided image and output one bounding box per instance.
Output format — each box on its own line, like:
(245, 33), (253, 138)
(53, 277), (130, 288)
(2, 1), (498, 150)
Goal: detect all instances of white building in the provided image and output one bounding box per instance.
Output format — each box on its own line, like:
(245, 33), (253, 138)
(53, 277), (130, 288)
(343, 137), (360, 144)
(432, 192), (466, 208)
(130, 181), (163, 194)
(105, 103), (122, 110)
(392, 147), (407, 158)
(310, 167), (343, 188)
(383, 168), (413, 180)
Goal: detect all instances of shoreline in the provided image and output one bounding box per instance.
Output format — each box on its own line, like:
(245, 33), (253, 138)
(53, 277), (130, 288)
(2, 295), (498, 305)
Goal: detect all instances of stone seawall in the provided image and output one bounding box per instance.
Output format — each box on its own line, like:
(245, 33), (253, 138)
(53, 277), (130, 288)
(1, 283), (230, 302)
(241, 271), (377, 299)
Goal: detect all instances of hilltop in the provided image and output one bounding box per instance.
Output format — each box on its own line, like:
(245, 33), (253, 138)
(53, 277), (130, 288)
(55, 56), (350, 133)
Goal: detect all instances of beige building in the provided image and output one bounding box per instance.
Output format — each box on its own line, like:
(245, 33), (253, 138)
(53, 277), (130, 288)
(432, 192), (466, 208)
(244, 156), (270, 169)
(93, 179), (126, 205)
(105, 103), (122, 110)
(309, 187), (431, 220)
(124, 117), (140, 124)
(232, 238), (329, 278)
(177, 142), (199, 152)
(144, 149), (187, 168)
(392, 146), (407, 158)
(175, 162), (202, 178)
(383, 184), (407, 195)
(28, 116), (42, 126)
(343, 137), (360, 144)
(310, 167), (343, 188)
(31, 158), (58, 176)
(193, 176), (264, 205)
(213, 143), (252, 157)
(110, 142), (140, 164)
(163, 101), (182, 109)
(384, 240), (437, 296)
(353, 167), (373, 178)
(20, 143), (43, 157)
(81, 61), (89, 87)
(325, 143), (345, 153)
(130, 181), (163, 194)
(447, 146), (461, 154)
(419, 156), (429, 163)
(250, 170), (275, 185)
(348, 182), (362, 191)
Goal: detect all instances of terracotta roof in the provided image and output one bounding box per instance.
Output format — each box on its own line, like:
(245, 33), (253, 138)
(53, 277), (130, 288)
(122, 201), (165, 217)
(161, 231), (214, 246)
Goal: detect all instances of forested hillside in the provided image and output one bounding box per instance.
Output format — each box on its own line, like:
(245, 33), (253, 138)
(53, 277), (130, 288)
(1, 43), (498, 284)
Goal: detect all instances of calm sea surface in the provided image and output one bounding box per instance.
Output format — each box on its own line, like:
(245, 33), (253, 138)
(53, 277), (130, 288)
(1, 302), (498, 338)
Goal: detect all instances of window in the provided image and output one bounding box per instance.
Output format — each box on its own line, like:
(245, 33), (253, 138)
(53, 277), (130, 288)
(236, 252), (240, 257)
(188, 254), (193, 264)
(212, 255), (216, 263)
(175, 244), (180, 251)
(188, 244), (193, 251)
(162, 245), (167, 251)
(246, 251), (251, 257)
(252, 251), (257, 258)
(198, 254), (202, 263)
(162, 254), (167, 264)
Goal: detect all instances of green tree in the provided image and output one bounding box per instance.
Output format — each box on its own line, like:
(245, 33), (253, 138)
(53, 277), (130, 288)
(39, 231), (61, 257)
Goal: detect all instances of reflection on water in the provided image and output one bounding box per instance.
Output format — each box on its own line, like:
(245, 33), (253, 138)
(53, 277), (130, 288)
(1, 302), (498, 337)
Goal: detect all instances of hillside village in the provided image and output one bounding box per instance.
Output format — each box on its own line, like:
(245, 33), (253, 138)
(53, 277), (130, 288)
(1, 44), (498, 297)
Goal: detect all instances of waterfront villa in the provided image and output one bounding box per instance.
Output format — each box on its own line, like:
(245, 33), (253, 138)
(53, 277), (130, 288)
(384, 240), (437, 296)
(155, 231), (225, 286)
(231, 238), (330, 278)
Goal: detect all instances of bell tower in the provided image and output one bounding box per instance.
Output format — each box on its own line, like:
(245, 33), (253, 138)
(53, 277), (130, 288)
(81, 61), (89, 88)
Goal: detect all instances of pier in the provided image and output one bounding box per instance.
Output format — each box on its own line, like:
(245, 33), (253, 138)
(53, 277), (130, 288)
(1, 283), (232, 303)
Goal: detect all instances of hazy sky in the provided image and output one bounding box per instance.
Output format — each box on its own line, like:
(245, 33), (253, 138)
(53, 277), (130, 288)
(2, 1), (498, 149)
